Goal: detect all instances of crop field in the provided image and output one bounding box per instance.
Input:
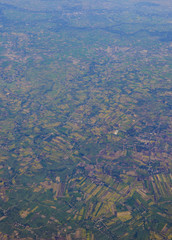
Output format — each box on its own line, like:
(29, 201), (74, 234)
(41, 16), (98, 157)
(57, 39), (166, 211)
(0, 0), (171, 239)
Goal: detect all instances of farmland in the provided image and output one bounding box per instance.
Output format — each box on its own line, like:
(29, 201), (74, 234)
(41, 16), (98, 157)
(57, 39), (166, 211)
(0, 0), (172, 239)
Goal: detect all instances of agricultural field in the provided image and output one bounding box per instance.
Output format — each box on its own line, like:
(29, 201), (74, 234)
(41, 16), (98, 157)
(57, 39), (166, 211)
(0, 0), (171, 239)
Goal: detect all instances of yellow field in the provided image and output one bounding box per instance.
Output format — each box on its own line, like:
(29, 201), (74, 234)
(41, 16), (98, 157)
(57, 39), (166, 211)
(117, 211), (132, 222)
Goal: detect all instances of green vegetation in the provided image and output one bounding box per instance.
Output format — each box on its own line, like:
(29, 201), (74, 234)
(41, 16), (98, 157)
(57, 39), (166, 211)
(0, 0), (171, 239)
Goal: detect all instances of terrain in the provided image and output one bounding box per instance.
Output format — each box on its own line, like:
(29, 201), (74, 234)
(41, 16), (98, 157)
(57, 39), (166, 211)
(0, 0), (172, 239)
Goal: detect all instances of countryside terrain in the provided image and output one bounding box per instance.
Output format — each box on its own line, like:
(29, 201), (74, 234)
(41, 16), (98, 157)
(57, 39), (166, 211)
(0, 0), (172, 239)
